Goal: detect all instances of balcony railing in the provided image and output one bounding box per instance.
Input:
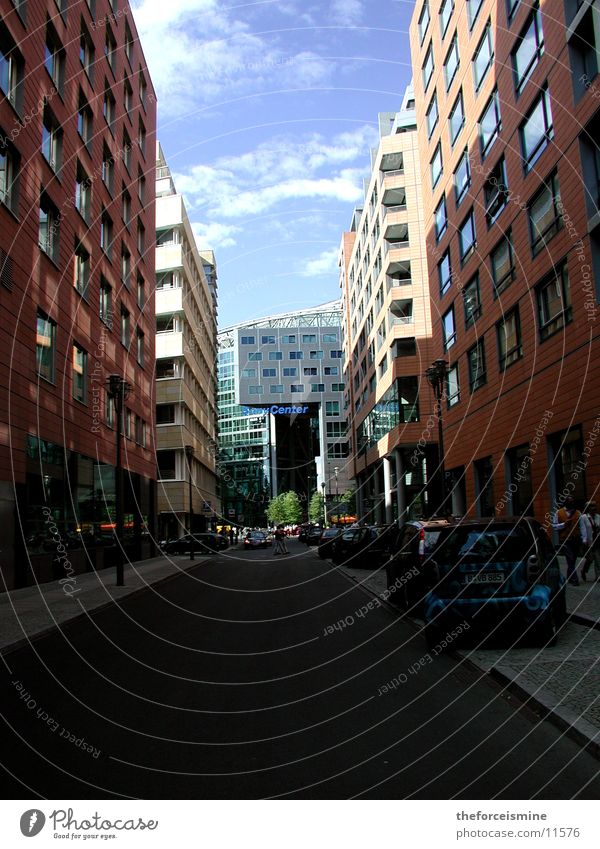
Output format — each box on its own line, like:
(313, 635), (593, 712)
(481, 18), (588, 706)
(384, 240), (409, 255)
(386, 274), (411, 291)
(383, 203), (407, 217)
(390, 315), (413, 326)
(381, 168), (404, 179)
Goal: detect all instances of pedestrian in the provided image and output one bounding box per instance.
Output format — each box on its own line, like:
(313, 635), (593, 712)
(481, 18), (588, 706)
(229, 527), (235, 547)
(552, 496), (583, 585)
(273, 526), (289, 555)
(582, 501), (600, 582)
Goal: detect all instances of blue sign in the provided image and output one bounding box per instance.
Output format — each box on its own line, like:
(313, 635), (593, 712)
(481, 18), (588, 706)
(242, 405), (310, 416)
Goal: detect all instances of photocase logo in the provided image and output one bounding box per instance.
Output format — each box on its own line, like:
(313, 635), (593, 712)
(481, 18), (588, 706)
(20, 810), (46, 837)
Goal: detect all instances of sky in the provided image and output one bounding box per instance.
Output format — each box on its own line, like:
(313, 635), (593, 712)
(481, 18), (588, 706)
(130, 0), (416, 328)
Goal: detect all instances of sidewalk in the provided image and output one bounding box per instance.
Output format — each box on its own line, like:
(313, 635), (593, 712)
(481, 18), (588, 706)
(0, 553), (211, 654)
(337, 559), (600, 758)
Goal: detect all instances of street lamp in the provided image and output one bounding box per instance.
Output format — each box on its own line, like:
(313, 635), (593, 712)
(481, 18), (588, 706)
(334, 466), (339, 501)
(184, 444), (194, 561)
(106, 374), (131, 586)
(321, 481), (326, 526)
(425, 358), (448, 514)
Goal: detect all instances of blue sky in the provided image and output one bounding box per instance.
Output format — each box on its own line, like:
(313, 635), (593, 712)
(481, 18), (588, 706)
(130, 0), (416, 328)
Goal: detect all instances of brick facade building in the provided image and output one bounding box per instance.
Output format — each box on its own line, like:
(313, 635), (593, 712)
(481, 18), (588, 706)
(409, 0), (600, 522)
(0, 0), (157, 588)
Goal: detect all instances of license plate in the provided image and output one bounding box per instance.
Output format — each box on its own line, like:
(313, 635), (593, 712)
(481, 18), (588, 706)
(463, 572), (504, 585)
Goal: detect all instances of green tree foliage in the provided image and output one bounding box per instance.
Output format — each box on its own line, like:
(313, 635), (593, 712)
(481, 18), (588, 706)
(266, 491), (303, 525)
(308, 490), (325, 523)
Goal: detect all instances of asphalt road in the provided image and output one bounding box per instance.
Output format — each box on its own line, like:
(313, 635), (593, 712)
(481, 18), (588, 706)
(1, 539), (599, 799)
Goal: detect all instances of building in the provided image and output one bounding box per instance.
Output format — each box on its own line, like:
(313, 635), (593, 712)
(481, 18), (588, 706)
(0, 0), (157, 588)
(218, 303), (351, 527)
(409, 0), (600, 520)
(155, 145), (219, 540)
(340, 87), (438, 524)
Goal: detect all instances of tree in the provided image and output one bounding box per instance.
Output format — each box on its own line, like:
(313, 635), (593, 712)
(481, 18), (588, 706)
(266, 491), (303, 525)
(308, 490), (325, 523)
(339, 488), (357, 514)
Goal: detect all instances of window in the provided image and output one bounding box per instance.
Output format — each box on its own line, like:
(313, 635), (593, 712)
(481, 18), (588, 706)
(248, 352), (262, 361)
(528, 171), (562, 255)
(102, 145), (114, 193)
(104, 391), (115, 428)
(323, 333), (338, 343)
(491, 231), (516, 296)
(136, 329), (144, 366)
(536, 262), (572, 340)
(36, 311), (56, 383)
(444, 35), (459, 89)
(156, 314), (174, 334)
(270, 385), (284, 394)
(103, 83), (116, 131)
(304, 367), (318, 376)
(473, 22), (493, 90)
(80, 26), (94, 79)
(261, 335), (275, 344)
(327, 421), (347, 437)
(326, 401), (340, 416)
(467, 0), (484, 28)
(283, 367), (297, 377)
(77, 92), (93, 148)
(422, 43), (434, 90)
(120, 306), (130, 348)
(156, 271), (176, 290)
(124, 78), (133, 115)
(449, 89), (464, 145)
(474, 456), (494, 516)
(137, 275), (145, 309)
(289, 351), (304, 360)
(507, 0), (522, 24)
(332, 383), (345, 391)
(262, 368), (276, 377)
(435, 194), (448, 241)
(513, 6), (544, 95)
(100, 210), (113, 259)
(123, 129), (132, 171)
(454, 149), (471, 206)
(0, 137), (19, 213)
(431, 143), (443, 188)
(447, 363), (460, 407)
(137, 168), (145, 203)
(324, 366), (339, 375)
(310, 350), (324, 359)
(39, 193), (60, 263)
(311, 383), (325, 392)
(100, 278), (112, 328)
(44, 26), (64, 94)
(41, 106), (62, 172)
(241, 368), (256, 378)
(327, 443), (349, 459)
(479, 90), (501, 159)
(418, 2), (430, 43)
(241, 336), (255, 344)
(484, 157), (508, 226)
(268, 351), (282, 361)
(570, 4), (599, 100)
(139, 72), (148, 108)
(468, 339), (486, 391)
(0, 31), (22, 110)
(156, 359), (178, 379)
(520, 87), (553, 172)
(137, 220), (145, 254)
(442, 305), (456, 350)
(105, 25), (116, 72)
(75, 162), (91, 222)
(290, 385), (304, 393)
(74, 244), (90, 297)
(302, 334), (317, 343)
(138, 119), (146, 157)
(497, 307), (522, 369)
(439, 0), (454, 37)
(122, 190), (131, 228)
(438, 249), (453, 295)
(463, 273), (482, 327)
(458, 208), (476, 263)
(426, 90), (439, 138)
(157, 450), (176, 480)
(156, 404), (175, 425)
(282, 335), (296, 343)
(125, 22), (134, 64)
(331, 350), (343, 358)
(72, 344), (87, 403)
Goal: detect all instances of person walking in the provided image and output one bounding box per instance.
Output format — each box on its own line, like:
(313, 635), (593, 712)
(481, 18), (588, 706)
(273, 526), (289, 556)
(553, 496), (583, 585)
(582, 501), (600, 582)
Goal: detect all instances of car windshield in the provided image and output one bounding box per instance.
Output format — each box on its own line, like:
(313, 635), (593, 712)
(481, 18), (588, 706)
(250, 532), (264, 538)
(323, 529), (338, 538)
(434, 524), (534, 564)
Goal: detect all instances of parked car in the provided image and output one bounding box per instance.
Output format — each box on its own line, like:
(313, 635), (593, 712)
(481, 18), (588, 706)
(163, 533), (220, 555)
(331, 525), (390, 567)
(385, 519), (453, 612)
(215, 533), (230, 550)
(244, 531), (269, 549)
(423, 518), (567, 648)
(318, 527), (342, 559)
(298, 524), (311, 543)
(306, 525), (324, 546)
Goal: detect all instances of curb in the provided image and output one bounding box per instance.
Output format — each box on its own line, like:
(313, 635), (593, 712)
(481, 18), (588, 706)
(337, 564), (600, 759)
(0, 555), (211, 657)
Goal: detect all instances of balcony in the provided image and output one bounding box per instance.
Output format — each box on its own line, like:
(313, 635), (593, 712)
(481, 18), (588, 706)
(156, 331), (183, 358)
(382, 186), (406, 218)
(380, 151), (404, 179)
(384, 223), (409, 255)
(389, 297), (413, 328)
(156, 286), (183, 316)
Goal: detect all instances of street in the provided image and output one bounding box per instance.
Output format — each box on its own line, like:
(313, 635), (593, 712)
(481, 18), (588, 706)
(2, 539), (599, 799)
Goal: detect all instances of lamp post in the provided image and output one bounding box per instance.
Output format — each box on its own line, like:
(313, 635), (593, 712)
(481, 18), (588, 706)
(106, 374), (131, 586)
(334, 466), (339, 501)
(321, 481), (326, 526)
(425, 358), (448, 514)
(184, 444), (194, 561)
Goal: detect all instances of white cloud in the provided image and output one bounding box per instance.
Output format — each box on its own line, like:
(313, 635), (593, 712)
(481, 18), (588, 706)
(301, 248), (339, 277)
(191, 221), (241, 249)
(330, 0), (365, 26)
